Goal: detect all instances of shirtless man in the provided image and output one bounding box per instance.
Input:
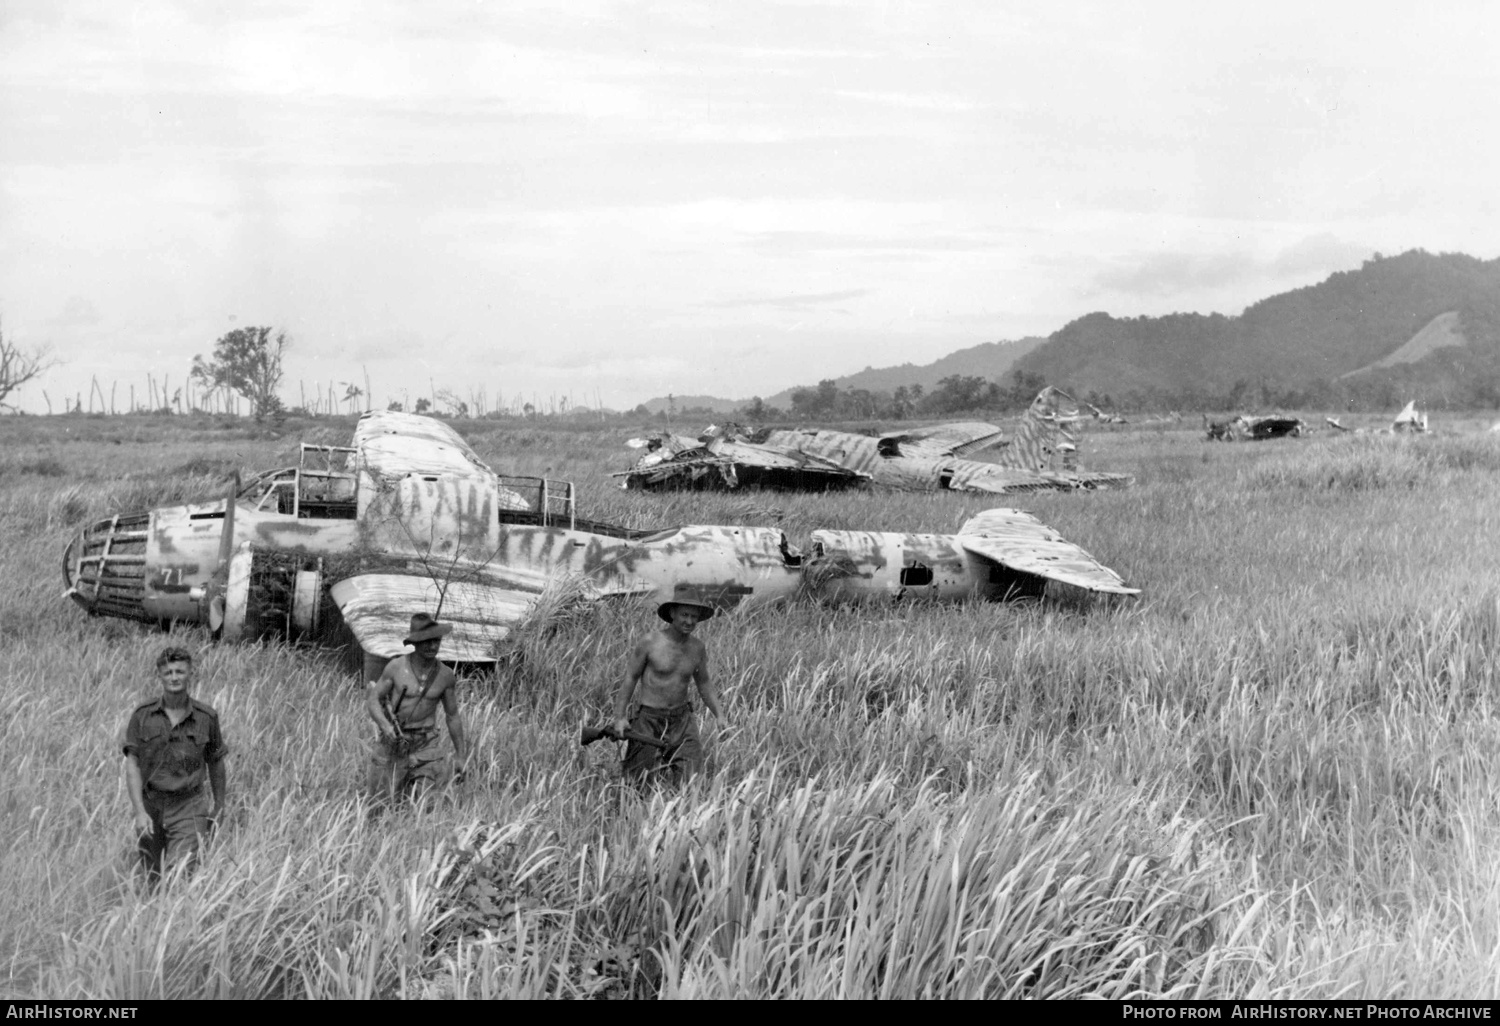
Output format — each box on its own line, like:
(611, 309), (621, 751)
(612, 585), (724, 785)
(366, 612), (469, 800)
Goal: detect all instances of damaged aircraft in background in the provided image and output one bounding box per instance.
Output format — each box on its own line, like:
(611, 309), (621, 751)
(1203, 413), (1307, 441)
(62, 411), (1140, 674)
(1325, 401), (1429, 435)
(617, 387), (1134, 494)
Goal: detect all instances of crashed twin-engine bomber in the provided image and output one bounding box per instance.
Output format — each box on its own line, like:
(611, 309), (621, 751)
(618, 387), (1134, 494)
(62, 411), (1139, 672)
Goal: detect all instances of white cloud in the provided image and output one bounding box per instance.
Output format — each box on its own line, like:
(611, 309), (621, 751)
(5, 1), (1500, 414)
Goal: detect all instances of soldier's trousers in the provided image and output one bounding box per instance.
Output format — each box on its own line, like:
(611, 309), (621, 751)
(368, 732), (448, 800)
(622, 704), (703, 785)
(137, 786), (213, 882)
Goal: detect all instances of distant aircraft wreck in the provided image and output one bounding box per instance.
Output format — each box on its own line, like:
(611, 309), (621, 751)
(617, 387), (1134, 494)
(1203, 414), (1306, 441)
(1325, 401), (1429, 435)
(62, 411), (1139, 671)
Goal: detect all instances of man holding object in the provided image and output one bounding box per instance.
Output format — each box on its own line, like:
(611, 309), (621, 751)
(612, 584), (724, 785)
(366, 611), (469, 801)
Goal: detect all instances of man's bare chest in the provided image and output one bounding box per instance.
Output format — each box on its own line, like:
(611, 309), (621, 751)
(390, 663), (442, 717)
(646, 641), (699, 678)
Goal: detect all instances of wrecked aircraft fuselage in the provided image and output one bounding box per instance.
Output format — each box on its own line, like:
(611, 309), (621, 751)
(63, 411), (1139, 667)
(619, 387), (1134, 494)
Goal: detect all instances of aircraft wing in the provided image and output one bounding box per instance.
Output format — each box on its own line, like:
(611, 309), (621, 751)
(331, 568), (659, 661)
(956, 509), (1140, 595)
(881, 422), (1008, 458)
(330, 575), (540, 662)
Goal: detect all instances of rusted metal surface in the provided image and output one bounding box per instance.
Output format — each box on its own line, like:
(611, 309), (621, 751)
(620, 388), (1132, 494)
(63, 410), (1140, 661)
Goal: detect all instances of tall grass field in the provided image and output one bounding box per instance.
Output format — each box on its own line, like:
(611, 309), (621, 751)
(4, 411), (1500, 998)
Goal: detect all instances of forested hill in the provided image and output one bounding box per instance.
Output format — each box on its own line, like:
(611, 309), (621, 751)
(640, 336), (1045, 415)
(1011, 250), (1500, 408)
(762, 336), (1046, 409)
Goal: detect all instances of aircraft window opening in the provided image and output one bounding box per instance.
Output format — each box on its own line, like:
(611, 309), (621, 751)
(778, 534), (804, 568)
(296, 472), (358, 519)
(256, 479), (297, 515)
(900, 564), (934, 587)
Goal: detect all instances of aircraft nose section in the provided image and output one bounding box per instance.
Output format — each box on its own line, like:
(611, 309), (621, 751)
(61, 510), (154, 621)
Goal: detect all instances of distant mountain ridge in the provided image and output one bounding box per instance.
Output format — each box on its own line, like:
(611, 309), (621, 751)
(641, 250), (1500, 414)
(640, 336), (1046, 414)
(1011, 250), (1500, 404)
(763, 336), (1046, 409)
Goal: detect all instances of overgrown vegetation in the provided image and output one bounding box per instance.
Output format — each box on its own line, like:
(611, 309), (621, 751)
(6, 415), (1500, 997)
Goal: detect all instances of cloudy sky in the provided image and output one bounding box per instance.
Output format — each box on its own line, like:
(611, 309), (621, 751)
(3, 1), (1497, 413)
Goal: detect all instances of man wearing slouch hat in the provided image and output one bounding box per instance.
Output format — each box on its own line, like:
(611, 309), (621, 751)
(366, 611), (469, 801)
(611, 583), (725, 786)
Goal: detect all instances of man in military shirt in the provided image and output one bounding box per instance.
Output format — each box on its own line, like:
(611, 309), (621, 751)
(366, 612), (469, 801)
(121, 646), (229, 882)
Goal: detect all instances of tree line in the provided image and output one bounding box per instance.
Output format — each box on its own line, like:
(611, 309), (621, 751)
(12, 309), (1500, 423)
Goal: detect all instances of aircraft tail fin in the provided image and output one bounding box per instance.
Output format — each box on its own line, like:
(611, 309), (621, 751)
(999, 387), (1076, 471)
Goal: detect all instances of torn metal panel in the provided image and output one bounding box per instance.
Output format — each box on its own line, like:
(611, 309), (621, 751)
(888, 422), (1010, 459)
(616, 431), (865, 491)
(806, 531), (990, 601)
